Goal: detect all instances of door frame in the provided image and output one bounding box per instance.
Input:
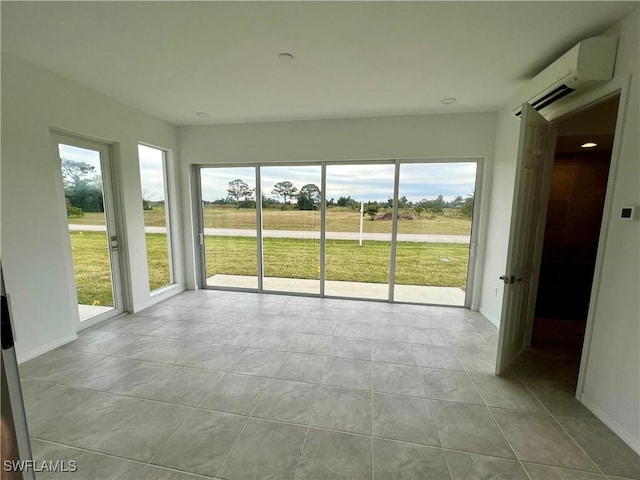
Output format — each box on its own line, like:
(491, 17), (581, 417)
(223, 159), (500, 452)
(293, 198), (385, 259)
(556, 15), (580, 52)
(194, 157), (483, 307)
(516, 75), (630, 396)
(50, 131), (127, 330)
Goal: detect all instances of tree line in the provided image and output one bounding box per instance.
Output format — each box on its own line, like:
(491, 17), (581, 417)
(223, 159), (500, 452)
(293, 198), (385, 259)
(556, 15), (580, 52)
(210, 179), (474, 217)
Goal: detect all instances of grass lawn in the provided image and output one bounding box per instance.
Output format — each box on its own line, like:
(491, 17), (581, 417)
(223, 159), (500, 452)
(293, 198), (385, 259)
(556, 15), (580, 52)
(70, 231), (469, 306)
(69, 205), (472, 235)
(206, 236), (470, 288)
(70, 231), (171, 305)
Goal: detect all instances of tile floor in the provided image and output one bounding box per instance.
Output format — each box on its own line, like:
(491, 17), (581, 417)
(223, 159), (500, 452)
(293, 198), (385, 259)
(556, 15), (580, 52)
(20, 290), (639, 479)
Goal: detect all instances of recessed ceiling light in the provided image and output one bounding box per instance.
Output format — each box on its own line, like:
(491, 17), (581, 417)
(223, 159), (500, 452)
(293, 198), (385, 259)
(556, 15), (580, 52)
(440, 97), (457, 104)
(195, 112), (210, 118)
(278, 52), (295, 63)
(581, 142), (598, 148)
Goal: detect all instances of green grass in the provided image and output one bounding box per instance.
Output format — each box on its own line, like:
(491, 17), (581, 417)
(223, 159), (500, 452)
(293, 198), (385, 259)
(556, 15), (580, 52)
(70, 231), (171, 305)
(71, 231), (469, 306)
(69, 205), (472, 235)
(206, 236), (470, 288)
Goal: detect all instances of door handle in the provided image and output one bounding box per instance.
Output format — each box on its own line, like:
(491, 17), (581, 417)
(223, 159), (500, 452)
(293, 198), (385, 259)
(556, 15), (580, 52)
(499, 275), (523, 285)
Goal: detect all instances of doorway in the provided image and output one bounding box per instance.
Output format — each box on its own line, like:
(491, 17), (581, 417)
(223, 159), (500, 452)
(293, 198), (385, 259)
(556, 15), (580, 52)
(53, 134), (124, 324)
(528, 95), (620, 384)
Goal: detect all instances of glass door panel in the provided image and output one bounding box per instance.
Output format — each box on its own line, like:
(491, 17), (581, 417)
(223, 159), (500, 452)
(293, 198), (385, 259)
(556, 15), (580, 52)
(325, 164), (395, 300)
(57, 139), (122, 322)
(393, 162), (477, 305)
(261, 166), (321, 294)
(200, 167), (258, 289)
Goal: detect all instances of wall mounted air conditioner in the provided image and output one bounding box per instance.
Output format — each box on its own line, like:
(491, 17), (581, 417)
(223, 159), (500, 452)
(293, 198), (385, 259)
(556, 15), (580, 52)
(512, 36), (618, 117)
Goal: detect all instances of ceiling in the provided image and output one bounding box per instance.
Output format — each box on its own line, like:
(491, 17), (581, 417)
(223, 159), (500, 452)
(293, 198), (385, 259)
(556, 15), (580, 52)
(1, 1), (636, 126)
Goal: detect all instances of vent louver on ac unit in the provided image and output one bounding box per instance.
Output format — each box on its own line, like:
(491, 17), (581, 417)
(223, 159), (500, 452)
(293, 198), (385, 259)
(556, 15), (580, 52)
(512, 36), (617, 117)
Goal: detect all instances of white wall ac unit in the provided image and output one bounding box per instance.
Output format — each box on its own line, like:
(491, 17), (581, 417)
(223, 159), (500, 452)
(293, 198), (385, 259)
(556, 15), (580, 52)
(512, 36), (618, 117)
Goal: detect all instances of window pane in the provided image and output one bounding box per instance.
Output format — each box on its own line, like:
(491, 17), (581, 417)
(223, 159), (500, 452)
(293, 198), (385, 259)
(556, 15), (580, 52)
(201, 167), (258, 289)
(393, 162), (476, 305)
(138, 145), (173, 291)
(261, 166), (321, 294)
(325, 164), (395, 300)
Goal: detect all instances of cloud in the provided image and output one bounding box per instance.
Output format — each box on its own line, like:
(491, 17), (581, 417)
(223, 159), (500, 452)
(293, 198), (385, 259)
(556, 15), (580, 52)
(199, 162), (477, 202)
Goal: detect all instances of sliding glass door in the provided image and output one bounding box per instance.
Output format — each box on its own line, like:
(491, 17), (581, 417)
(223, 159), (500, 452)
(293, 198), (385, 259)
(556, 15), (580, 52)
(393, 162), (477, 306)
(260, 166), (322, 294)
(200, 167), (258, 289)
(324, 164), (395, 300)
(197, 160), (478, 306)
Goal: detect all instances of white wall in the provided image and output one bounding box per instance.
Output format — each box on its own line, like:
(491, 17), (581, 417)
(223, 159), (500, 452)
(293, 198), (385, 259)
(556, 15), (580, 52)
(178, 112), (498, 297)
(577, 9), (639, 452)
(479, 8), (639, 451)
(1, 54), (181, 363)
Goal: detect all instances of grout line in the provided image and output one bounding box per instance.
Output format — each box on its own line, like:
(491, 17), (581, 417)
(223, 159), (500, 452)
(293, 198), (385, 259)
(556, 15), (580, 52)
(212, 377), (268, 479)
(292, 376), (324, 479)
(145, 406), (199, 471)
(370, 343), (375, 480)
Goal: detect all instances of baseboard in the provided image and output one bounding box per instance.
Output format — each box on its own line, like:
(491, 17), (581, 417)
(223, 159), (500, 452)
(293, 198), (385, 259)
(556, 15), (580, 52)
(16, 333), (78, 364)
(479, 306), (500, 329)
(579, 392), (640, 455)
(133, 284), (185, 313)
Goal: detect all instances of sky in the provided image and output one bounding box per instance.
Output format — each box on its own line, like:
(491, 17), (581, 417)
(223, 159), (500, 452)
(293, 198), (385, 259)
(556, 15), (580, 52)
(58, 143), (477, 203)
(201, 163), (477, 203)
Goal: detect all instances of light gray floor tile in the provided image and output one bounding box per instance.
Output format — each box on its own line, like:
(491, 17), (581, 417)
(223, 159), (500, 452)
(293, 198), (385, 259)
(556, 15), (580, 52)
(374, 439), (449, 480)
(452, 346), (496, 374)
(62, 328), (115, 351)
(310, 386), (371, 434)
(334, 321), (370, 339)
(218, 418), (305, 480)
(491, 409), (599, 472)
(523, 462), (607, 479)
(250, 329), (296, 351)
(411, 344), (464, 370)
(151, 409), (246, 477)
(372, 392), (439, 446)
(104, 361), (183, 397)
(322, 357), (371, 390)
(91, 401), (193, 461)
(253, 379), (318, 424)
(468, 372), (547, 413)
(420, 368), (484, 404)
(445, 450), (528, 479)
(231, 348), (287, 376)
(521, 378), (595, 418)
(405, 327), (450, 346)
(556, 416), (640, 479)
(136, 465), (212, 480)
(31, 439), (145, 480)
(186, 344), (246, 371)
(371, 340), (416, 365)
(274, 353), (328, 383)
(429, 401), (515, 459)
(298, 318), (338, 335)
(329, 337), (371, 360)
(142, 367), (225, 406)
(372, 362), (424, 397)
(295, 428), (372, 480)
(22, 380), (143, 448)
(288, 333), (333, 355)
(198, 373), (267, 415)
(370, 324), (409, 342)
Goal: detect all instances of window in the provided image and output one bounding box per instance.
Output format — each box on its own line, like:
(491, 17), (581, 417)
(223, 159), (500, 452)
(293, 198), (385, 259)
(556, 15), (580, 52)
(138, 145), (174, 291)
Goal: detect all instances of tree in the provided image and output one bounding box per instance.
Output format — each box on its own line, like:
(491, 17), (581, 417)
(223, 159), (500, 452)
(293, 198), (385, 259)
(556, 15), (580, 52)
(364, 202), (379, 220)
(413, 205), (424, 217)
(61, 158), (104, 213)
(226, 179), (253, 204)
(336, 196), (355, 207)
(297, 184), (321, 210)
(460, 194), (474, 217)
(272, 181), (298, 204)
(61, 159), (96, 189)
(398, 195), (409, 208)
